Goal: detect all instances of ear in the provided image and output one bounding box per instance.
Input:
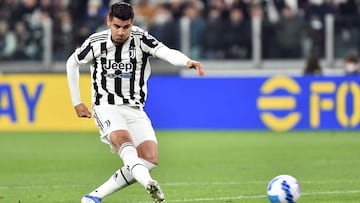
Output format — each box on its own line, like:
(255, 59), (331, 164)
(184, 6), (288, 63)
(106, 16), (111, 26)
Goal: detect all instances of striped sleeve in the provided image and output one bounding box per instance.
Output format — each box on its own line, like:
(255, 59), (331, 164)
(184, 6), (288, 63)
(138, 29), (165, 55)
(74, 38), (94, 64)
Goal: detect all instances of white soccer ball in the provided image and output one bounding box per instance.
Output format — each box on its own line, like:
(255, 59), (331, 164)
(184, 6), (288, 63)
(267, 174), (301, 203)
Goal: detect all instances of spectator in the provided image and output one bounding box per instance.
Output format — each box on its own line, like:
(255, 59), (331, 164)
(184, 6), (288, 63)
(1, 0), (360, 62)
(250, 2), (275, 59)
(12, 0), (44, 60)
(208, 0), (229, 20)
(0, 0), (19, 29)
(273, 6), (305, 58)
(73, 0), (106, 47)
(344, 54), (359, 75)
(303, 0), (336, 57)
(224, 7), (251, 59)
(0, 19), (16, 60)
(180, 2), (206, 59)
(168, 0), (185, 21)
(53, 10), (74, 60)
(39, 0), (55, 19)
(133, 0), (156, 29)
(231, 0), (251, 20)
(303, 55), (322, 75)
(336, 0), (359, 17)
(13, 21), (31, 59)
(203, 7), (225, 59)
(149, 4), (179, 49)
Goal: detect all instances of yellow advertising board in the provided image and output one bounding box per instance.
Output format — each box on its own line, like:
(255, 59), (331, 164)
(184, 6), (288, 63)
(0, 74), (97, 131)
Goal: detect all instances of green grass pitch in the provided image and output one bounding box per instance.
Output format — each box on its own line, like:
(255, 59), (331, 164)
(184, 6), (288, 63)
(0, 131), (359, 203)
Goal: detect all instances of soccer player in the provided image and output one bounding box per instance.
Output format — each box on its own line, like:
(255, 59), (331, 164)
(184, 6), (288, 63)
(65, 2), (204, 203)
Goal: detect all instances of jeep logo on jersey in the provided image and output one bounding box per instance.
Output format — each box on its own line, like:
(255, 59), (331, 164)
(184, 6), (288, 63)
(105, 72), (132, 78)
(102, 61), (134, 71)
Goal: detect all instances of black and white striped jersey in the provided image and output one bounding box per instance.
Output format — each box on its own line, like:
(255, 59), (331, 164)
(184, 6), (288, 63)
(74, 25), (164, 107)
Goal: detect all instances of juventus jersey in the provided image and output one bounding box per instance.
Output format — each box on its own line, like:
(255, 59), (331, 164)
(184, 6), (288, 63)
(74, 26), (164, 107)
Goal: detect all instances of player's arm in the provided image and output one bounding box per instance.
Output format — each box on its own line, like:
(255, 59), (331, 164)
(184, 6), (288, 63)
(154, 46), (205, 76)
(66, 53), (91, 118)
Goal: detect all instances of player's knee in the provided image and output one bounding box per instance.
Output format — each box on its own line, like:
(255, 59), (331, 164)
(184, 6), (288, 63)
(139, 153), (158, 166)
(110, 130), (133, 150)
(148, 157), (158, 167)
(137, 141), (158, 166)
(141, 158), (157, 171)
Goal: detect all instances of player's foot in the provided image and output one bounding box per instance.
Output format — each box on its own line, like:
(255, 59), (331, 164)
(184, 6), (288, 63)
(146, 180), (165, 203)
(81, 194), (102, 203)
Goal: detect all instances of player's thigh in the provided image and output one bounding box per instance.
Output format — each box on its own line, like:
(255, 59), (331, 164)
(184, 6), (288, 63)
(126, 108), (157, 147)
(93, 105), (129, 147)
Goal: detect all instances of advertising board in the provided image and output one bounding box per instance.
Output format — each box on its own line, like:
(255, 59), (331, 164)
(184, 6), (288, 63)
(1, 74), (359, 131)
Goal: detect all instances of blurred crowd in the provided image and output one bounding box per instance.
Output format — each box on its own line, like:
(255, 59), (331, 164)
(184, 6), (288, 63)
(1, 0), (360, 61)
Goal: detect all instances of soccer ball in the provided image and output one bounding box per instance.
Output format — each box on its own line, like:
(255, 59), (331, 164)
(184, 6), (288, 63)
(267, 175), (301, 203)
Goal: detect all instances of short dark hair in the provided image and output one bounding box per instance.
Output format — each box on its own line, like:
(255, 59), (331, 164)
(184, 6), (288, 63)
(109, 2), (134, 21)
(345, 54), (358, 64)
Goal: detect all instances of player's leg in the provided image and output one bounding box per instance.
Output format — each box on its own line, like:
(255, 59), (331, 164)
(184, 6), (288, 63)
(127, 107), (165, 203)
(111, 130), (155, 187)
(82, 131), (157, 203)
(81, 106), (164, 203)
(111, 129), (165, 202)
(136, 141), (165, 203)
(81, 106), (133, 202)
(82, 157), (154, 202)
(82, 144), (158, 202)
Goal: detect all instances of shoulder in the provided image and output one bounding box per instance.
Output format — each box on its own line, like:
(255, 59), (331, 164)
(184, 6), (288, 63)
(75, 29), (110, 61)
(131, 25), (147, 36)
(131, 25), (160, 43)
(88, 29), (110, 44)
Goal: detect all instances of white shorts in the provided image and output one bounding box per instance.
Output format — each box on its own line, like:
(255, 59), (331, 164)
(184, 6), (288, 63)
(92, 105), (157, 152)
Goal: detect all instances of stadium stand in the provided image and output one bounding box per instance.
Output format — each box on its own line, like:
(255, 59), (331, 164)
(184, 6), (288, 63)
(0, 0), (359, 75)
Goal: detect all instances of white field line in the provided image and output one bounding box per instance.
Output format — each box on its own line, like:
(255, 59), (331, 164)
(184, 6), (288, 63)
(1, 181), (359, 203)
(0, 180), (359, 189)
(163, 180), (360, 186)
(136, 189), (360, 203)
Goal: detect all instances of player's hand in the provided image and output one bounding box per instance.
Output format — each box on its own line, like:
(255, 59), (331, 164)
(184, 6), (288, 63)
(187, 60), (205, 76)
(74, 103), (91, 118)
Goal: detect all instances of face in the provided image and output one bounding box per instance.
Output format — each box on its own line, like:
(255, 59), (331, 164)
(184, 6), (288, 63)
(107, 16), (133, 44)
